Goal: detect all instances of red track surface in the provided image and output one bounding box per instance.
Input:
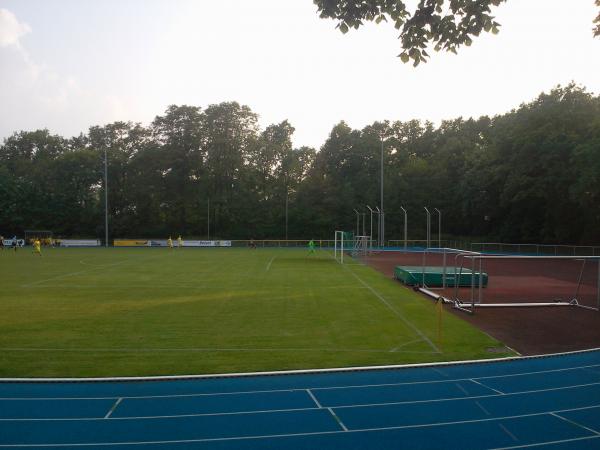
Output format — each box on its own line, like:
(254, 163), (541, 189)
(363, 251), (600, 355)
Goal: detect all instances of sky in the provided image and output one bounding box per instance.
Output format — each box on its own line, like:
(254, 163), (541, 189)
(1, 0), (599, 149)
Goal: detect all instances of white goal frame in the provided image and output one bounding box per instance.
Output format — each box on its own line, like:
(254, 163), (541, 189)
(334, 231), (346, 264)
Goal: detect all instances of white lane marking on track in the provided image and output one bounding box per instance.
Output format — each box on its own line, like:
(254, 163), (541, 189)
(491, 435), (600, 449)
(3, 385), (600, 422)
(550, 412), (600, 435)
(342, 265), (440, 353)
(306, 389), (322, 408)
(431, 367), (447, 377)
(471, 378), (505, 394)
(455, 382), (470, 396)
(327, 408), (348, 431)
(3, 365), (600, 402)
(104, 398), (122, 419)
(498, 423), (519, 442)
(3, 407), (600, 447)
(265, 256), (276, 271)
(475, 401), (491, 416)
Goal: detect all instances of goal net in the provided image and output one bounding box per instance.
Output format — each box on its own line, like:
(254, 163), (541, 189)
(448, 255), (600, 313)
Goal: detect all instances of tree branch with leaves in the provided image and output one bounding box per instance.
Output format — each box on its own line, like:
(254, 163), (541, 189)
(315, 0), (600, 66)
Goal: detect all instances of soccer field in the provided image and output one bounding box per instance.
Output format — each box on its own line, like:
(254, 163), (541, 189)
(0, 247), (512, 377)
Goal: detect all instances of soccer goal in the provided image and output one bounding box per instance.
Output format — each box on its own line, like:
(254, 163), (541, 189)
(334, 231), (353, 264)
(352, 235), (370, 259)
(451, 255), (600, 314)
(24, 230), (53, 246)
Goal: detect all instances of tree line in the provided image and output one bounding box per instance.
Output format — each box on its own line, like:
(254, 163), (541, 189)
(1, 83), (599, 244)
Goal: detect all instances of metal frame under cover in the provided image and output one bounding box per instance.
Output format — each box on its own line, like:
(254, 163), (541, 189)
(418, 254), (600, 315)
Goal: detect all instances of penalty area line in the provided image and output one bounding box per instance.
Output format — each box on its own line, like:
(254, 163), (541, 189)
(343, 265), (441, 354)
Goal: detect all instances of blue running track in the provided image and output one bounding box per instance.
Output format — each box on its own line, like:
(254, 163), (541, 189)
(1, 349), (600, 449)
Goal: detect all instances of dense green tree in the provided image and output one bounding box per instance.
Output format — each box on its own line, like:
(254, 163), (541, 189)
(1, 85), (599, 244)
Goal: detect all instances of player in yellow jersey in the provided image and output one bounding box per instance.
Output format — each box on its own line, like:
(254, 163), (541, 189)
(33, 238), (42, 256)
(167, 236), (174, 249)
(177, 235), (183, 248)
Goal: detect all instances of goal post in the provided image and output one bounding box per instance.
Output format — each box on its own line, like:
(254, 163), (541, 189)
(334, 231), (353, 264)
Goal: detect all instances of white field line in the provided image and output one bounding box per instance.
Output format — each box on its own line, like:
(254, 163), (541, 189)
(3, 363), (600, 402)
(342, 265), (440, 353)
(20, 284), (370, 291)
(266, 256), (276, 271)
(3, 380), (600, 420)
(389, 339), (423, 352)
(2, 405), (600, 447)
(0, 346), (427, 354)
(21, 260), (132, 287)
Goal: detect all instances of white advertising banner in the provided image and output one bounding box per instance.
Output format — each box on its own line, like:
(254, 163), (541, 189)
(2, 239), (25, 247)
(60, 239), (101, 247)
(147, 240), (232, 247)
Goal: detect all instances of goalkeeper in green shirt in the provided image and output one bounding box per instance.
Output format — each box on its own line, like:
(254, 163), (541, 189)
(308, 240), (316, 255)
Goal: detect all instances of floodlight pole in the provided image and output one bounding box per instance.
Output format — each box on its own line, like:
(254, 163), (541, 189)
(362, 212), (366, 236)
(424, 207), (431, 249)
(400, 206), (407, 250)
(353, 209), (359, 237)
(434, 208), (442, 248)
(375, 206), (381, 249)
(380, 133), (385, 248)
(103, 148), (108, 248)
(366, 206), (374, 250)
(285, 190), (288, 240)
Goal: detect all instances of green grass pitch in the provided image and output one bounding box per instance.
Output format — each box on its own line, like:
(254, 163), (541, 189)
(0, 247), (513, 377)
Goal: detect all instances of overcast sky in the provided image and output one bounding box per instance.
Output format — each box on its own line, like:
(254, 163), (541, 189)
(1, 0), (599, 148)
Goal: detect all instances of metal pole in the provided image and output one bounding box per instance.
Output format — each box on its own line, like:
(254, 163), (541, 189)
(366, 206), (374, 251)
(435, 208), (441, 248)
(424, 207), (431, 248)
(285, 191), (288, 240)
(362, 212), (366, 236)
(597, 259), (600, 310)
(353, 209), (359, 237)
(207, 198), (210, 240)
(375, 207), (380, 249)
(380, 133), (384, 248)
(400, 206), (407, 250)
(104, 148), (108, 248)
